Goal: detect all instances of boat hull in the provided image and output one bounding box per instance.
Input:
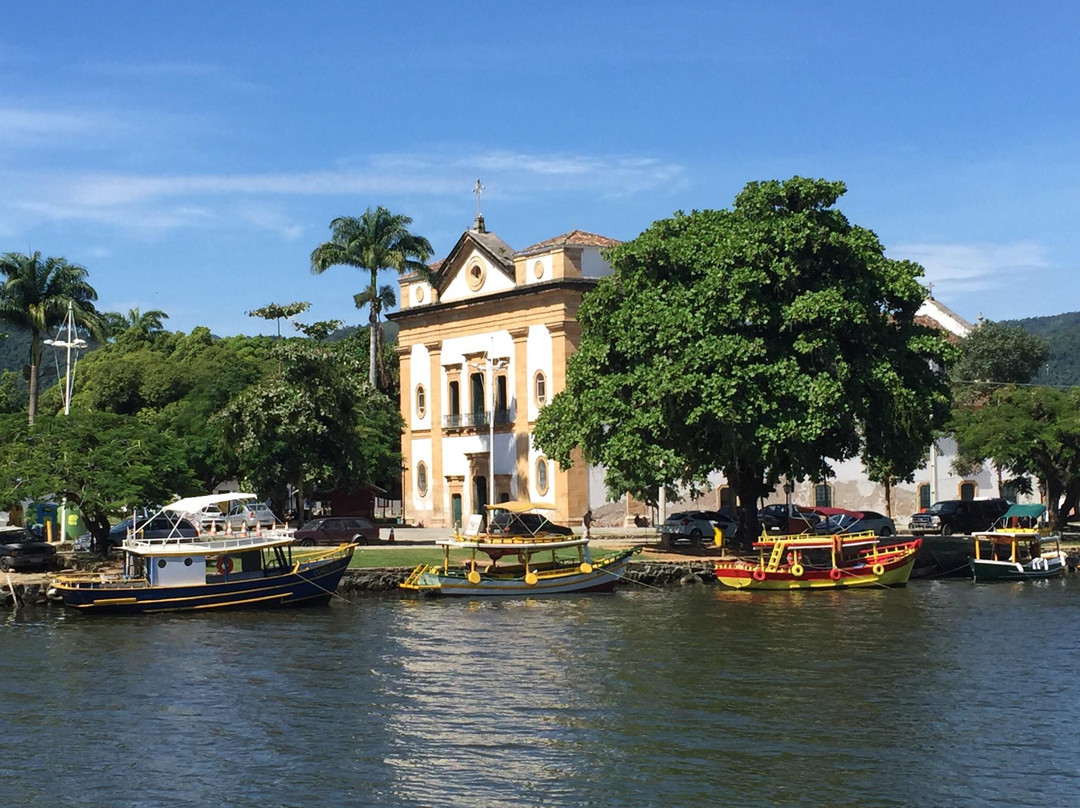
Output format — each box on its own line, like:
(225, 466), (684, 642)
(52, 552), (354, 614)
(402, 549), (637, 596)
(970, 554), (1067, 582)
(715, 540), (920, 590)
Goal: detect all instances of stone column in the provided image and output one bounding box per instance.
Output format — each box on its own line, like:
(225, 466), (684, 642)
(426, 342), (445, 526)
(547, 321), (586, 526)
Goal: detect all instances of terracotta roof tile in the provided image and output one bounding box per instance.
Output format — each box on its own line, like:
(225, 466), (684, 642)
(517, 229), (620, 254)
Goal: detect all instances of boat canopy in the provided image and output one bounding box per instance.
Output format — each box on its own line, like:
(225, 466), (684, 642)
(485, 501), (557, 513)
(1001, 503), (1046, 520)
(163, 493), (258, 514)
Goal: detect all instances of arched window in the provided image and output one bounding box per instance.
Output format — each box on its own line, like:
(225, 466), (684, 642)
(959, 481), (976, 501)
(918, 483), (932, 510)
(534, 371), (547, 407)
(415, 385), (427, 419)
(417, 462), (428, 497)
(814, 483), (832, 508)
(536, 457), (549, 496)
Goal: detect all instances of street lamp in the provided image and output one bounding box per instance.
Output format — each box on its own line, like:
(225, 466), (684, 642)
(43, 302), (87, 543)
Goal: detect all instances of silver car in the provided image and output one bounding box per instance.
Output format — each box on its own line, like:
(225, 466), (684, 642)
(660, 510), (739, 547)
(223, 501), (278, 530)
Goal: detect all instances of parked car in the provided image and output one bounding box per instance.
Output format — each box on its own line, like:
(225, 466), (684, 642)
(908, 498), (1010, 536)
(293, 516), (379, 546)
(104, 515), (199, 551)
(223, 501), (278, 531)
(0, 526), (59, 572)
(758, 504), (822, 534)
(661, 510), (739, 547)
(813, 510), (896, 537)
(187, 506), (227, 532)
(488, 512), (574, 537)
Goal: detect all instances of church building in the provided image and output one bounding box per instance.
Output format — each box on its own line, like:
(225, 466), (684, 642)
(389, 210), (618, 529)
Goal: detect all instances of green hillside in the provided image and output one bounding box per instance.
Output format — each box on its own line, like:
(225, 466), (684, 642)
(0, 325), (67, 389)
(1002, 312), (1080, 387)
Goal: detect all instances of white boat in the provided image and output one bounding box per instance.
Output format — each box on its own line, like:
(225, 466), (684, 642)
(50, 493), (354, 614)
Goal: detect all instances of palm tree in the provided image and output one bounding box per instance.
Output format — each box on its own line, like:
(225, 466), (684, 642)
(0, 251), (101, 423)
(104, 307), (169, 341)
(311, 207), (432, 387)
(354, 284), (396, 388)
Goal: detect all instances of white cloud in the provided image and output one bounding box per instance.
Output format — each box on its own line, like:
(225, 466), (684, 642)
(890, 241), (1051, 296)
(2, 149), (686, 234)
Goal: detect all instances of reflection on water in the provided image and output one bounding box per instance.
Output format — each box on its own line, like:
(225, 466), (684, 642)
(4, 580), (1080, 807)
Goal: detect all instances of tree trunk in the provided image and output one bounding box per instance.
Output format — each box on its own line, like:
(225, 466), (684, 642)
(730, 459), (765, 550)
(883, 477), (893, 517)
(27, 362), (39, 425)
(27, 332), (42, 425)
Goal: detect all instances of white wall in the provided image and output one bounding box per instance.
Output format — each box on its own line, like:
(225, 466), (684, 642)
(580, 246), (613, 279)
(526, 325), (553, 422)
(409, 343), (431, 431)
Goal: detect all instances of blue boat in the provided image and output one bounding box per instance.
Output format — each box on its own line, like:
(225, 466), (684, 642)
(50, 494), (356, 614)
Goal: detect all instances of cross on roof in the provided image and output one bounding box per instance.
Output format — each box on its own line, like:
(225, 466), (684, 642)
(473, 178), (484, 217)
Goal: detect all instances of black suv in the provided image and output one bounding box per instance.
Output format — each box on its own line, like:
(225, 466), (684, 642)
(908, 498), (1010, 536)
(0, 526), (59, 572)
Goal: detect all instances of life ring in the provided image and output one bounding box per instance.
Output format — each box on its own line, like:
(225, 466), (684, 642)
(752, 568), (767, 582)
(791, 563), (804, 578)
(216, 555), (234, 575)
(872, 563), (885, 576)
(829, 567), (842, 581)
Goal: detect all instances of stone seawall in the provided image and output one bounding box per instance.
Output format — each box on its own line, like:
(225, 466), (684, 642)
(337, 560), (719, 594)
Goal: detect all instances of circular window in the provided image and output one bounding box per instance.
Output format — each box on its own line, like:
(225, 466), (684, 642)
(416, 384), (427, 419)
(417, 461), (429, 497)
(157, 559), (167, 569)
(534, 371), (548, 406)
(536, 457), (549, 496)
(466, 261), (486, 291)
(533, 260), (545, 279)
(415, 285), (425, 303)
(184, 557), (193, 567)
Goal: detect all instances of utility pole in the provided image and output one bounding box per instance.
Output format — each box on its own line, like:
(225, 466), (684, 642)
(43, 302), (87, 542)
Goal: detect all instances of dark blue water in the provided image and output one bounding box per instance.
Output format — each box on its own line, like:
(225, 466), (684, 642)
(4, 579), (1080, 807)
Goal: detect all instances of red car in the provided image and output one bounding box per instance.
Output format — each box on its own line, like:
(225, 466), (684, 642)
(292, 516), (379, 546)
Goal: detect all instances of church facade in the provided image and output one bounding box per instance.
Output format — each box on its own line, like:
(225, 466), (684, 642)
(389, 214), (617, 529)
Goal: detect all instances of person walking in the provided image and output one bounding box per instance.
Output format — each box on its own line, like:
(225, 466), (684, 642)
(583, 508), (593, 540)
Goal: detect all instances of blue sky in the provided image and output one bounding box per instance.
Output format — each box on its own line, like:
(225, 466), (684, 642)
(2, 1), (1078, 336)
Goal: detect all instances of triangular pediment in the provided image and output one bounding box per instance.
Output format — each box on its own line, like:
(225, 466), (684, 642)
(435, 228), (518, 303)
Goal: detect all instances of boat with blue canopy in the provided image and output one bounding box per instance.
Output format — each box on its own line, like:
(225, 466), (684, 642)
(970, 503), (1066, 582)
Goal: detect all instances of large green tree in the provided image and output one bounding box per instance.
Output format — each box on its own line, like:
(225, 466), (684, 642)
(310, 207), (432, 388)
(0, 251), (101, 423)
(947, 320), (1077, 524)
(0, 411), (196, 549)
(949, 319), (1049, 402)
(218, 332), (403, 515)
(533, 177), (953, 540)
(951, 387), (1080, 528)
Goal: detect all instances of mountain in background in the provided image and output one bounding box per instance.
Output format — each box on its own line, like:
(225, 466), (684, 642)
(1003, 312), (1080, 387)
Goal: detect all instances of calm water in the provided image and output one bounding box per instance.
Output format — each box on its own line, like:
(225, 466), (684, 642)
(4, 579), (1080, 807)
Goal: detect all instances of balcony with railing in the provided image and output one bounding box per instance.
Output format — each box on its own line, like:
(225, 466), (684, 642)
(443, 409), (512, 430)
